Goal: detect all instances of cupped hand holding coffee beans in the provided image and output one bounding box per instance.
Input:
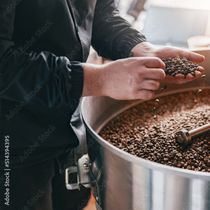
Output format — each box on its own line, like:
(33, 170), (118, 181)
(131, 42), (205, 84)
(83, 43), (205, 101)
(162, 57), (205, 84)
(162, 57), (199, 77)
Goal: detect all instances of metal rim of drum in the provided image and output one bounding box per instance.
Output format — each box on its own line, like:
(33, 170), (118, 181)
(81, 87), (210, 180)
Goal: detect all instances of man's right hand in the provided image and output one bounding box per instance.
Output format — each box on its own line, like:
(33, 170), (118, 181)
(82, 57), (166, 100)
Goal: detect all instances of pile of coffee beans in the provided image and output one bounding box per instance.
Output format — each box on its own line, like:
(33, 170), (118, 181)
(162, 57), (199, 76)
(100, 89), (210, 172)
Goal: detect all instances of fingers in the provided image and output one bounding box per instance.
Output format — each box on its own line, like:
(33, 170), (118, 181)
(140, 80), (160, 91)
(141, 57), (165, 68)
(135, 90), (155, 100)
(134, 78), (161, 100)
(177, 50), (205, 63)
(173, 66), (204, 79)
(194, 70), (202, 77)
(166, 72), (202, 84)
(185, 71), (203, 79)
(140, 68), (166, 80)
(185, 74), (194, 79)
(164, 75), (189, 84)
(156, 47), (205, 63)
(174, 73), (194, 80)
(174, 73), (185, 79)
(197, 66), (205, 72)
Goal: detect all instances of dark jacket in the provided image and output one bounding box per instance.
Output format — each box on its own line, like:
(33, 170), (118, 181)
(0, 0), (145, 166)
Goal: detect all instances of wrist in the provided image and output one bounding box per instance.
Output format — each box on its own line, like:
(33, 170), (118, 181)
(82, 63), (105, 97)
(130, 42), (156, 57)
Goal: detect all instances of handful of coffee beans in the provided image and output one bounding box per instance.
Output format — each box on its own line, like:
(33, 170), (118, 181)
(162, 57), (199, 76)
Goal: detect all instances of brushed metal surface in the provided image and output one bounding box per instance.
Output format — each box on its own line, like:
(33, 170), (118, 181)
(81, 49), (210, 210)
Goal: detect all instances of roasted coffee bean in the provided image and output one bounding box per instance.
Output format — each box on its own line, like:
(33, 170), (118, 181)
(100, 89), (210, 172)
(162, 57), (199, 76)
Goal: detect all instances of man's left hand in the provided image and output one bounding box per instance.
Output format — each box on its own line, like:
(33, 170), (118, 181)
(131, 42), (205, 84)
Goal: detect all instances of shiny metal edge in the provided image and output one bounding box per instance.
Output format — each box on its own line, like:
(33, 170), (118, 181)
(81, 87), (210, 180)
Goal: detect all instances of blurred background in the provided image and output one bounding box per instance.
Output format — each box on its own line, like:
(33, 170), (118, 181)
(118, 0), (210, 48)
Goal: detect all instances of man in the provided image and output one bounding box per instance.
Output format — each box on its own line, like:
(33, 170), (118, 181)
(0, 0), (204, 210)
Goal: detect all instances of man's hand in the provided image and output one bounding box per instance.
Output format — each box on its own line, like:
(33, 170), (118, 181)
(82, 57), (165, 100)
(131, 42), (205, 84)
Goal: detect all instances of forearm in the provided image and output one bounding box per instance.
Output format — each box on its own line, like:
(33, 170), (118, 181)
(82, 63), (104, 97)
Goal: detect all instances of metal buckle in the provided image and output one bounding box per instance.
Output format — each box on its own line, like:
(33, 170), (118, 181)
(65, 154), (93, 190)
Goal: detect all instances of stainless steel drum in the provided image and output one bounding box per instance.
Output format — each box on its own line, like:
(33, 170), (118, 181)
(67, 50), (210, 210)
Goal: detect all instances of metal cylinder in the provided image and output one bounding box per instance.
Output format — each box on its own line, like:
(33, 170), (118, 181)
(81, 49), (210, 210)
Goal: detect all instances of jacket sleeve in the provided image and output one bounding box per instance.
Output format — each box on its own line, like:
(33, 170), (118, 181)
(0, 1), (83, 108)
(91, 0), (146, 60)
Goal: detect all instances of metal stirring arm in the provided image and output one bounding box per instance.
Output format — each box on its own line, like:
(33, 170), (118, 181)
(175, 123), (210, 145)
